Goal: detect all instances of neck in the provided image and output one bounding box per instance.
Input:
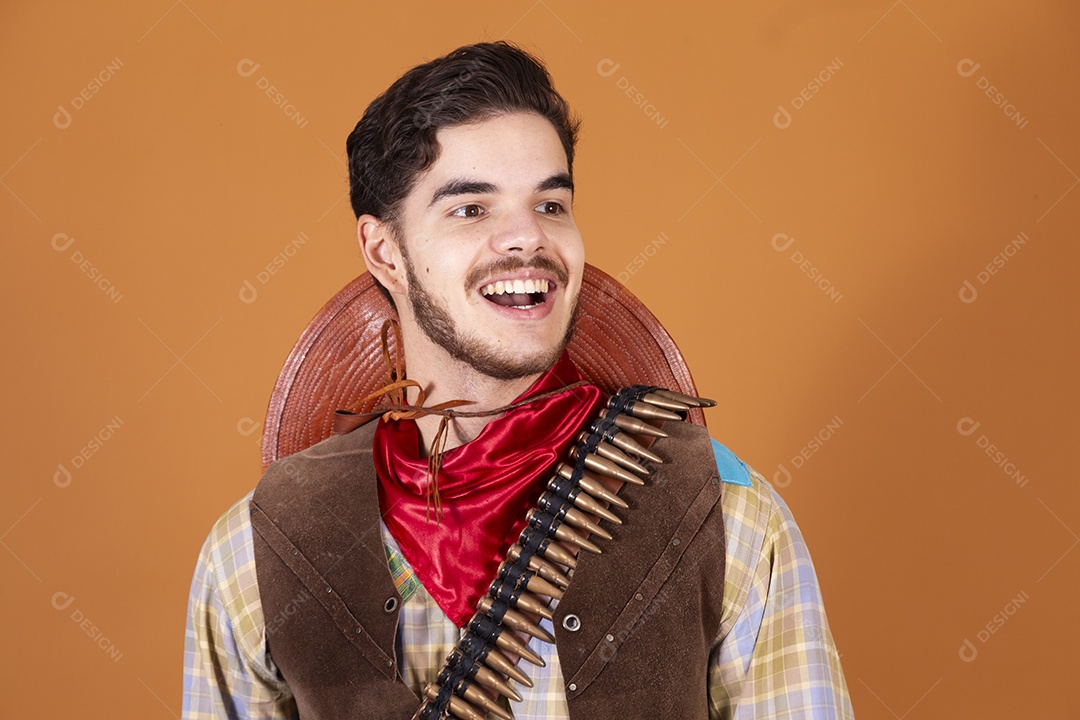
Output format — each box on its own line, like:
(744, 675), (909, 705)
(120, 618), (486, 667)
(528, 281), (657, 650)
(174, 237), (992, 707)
(401, 335), (546, 454)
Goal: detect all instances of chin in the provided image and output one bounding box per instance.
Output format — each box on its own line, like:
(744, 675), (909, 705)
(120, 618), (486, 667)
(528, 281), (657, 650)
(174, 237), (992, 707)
(459, 341), (564, 382)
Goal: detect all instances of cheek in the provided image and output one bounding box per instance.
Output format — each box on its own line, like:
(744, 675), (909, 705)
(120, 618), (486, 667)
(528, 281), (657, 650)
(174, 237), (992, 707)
(563, 232), (586, 272)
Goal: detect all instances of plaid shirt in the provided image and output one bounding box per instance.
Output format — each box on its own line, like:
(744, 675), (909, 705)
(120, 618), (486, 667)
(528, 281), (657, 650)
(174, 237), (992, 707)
(183, 453), (852, 719)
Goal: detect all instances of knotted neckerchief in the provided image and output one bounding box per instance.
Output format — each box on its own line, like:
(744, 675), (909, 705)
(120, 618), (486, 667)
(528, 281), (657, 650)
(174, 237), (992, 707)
(364, 337), (603, 627)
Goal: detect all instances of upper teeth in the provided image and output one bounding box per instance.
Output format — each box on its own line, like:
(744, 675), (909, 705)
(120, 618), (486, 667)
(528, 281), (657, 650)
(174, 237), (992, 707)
(482, 278), (550, 296)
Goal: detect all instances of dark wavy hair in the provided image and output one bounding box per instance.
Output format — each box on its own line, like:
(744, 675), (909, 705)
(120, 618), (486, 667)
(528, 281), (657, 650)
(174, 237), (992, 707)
(346, 41), (579, 230)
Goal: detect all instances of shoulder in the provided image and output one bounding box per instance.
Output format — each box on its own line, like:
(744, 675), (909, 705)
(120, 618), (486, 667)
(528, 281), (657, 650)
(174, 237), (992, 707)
(263, 421), (378, 478)
(202, 491), (256, 579)
(255, 421), (379, 506)
(710, 439), (811, 629)
(709, 438), (775, 547)
(198, 491), (268, 667)
(706, 441), (853, 715)
(709, 438), (801, 555)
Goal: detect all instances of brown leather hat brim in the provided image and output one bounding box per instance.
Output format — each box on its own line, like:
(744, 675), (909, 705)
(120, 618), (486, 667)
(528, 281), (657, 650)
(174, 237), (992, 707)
(261, 263), (704, 468)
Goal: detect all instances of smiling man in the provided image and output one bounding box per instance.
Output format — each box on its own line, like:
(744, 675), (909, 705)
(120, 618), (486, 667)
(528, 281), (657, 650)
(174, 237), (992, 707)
(183, 42), (853, 719)
(360, 110), (584, 424)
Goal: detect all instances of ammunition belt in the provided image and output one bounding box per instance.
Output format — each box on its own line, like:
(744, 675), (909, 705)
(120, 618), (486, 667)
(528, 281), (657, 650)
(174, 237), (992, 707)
(418, 385), (715, 720)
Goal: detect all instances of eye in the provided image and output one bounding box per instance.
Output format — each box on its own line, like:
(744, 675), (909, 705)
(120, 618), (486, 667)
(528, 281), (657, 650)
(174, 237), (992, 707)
(537, 201), (565, 215)
(451, 204), (484, 218)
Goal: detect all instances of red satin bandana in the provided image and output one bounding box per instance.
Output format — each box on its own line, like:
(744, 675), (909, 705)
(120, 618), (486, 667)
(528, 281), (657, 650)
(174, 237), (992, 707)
(374, 353), (604, 627)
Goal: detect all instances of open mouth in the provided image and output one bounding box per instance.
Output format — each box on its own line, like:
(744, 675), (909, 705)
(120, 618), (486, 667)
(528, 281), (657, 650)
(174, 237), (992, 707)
(481, 278), (552, 310)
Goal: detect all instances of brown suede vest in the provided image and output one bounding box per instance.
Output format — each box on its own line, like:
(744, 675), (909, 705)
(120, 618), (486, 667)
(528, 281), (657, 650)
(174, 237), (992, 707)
(251, 418), (725, 719)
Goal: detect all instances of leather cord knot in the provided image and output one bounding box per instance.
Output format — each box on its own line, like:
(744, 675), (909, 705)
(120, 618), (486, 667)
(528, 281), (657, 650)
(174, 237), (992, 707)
(333, 319), (591, 521)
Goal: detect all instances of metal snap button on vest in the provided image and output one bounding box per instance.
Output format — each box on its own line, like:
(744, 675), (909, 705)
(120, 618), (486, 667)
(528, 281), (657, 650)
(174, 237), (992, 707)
(672, 537), (681, 546)
(384, 597), (399, 613)
(605, 633), (614, 642)
(568, 683), (578, 692)
(562, 614), (581, 632)
(634, 592), (643, 601)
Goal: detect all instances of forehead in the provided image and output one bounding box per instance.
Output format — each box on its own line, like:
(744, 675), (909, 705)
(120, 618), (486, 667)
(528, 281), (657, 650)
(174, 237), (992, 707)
(420, 112), (568, 189)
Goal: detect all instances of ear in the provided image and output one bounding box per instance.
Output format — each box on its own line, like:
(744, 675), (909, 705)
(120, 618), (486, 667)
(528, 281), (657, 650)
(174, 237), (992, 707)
(357, 214), (406, 294)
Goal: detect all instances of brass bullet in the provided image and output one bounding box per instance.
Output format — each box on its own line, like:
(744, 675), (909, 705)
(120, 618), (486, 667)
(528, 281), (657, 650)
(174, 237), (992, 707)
(554, 523), (601, 554)
(481, 644), (533, 687)
(654, 389), (701, 407)
(576, 474), (627, 508)
(478, 595), (556, 643)
(577, 433), (650, 475)
(640, 392), (691, 412)
(538, 537), (578, 569)
(508, 543), (571, 589)
(621, 399), (681, 422)
(568, 488), (622, 525)
(424, 683), (486, 720)
(460, 682), (514, 720)
(459, 682), (514, 720)
(471, 662), (522, 702)
(524, 570), (565, 601)
(569, 447), (645, 485)
(492, 626), (545, 667)
(560, 505), (613, 541)
(528, 508), (602, 555)
(613, 413), (668, 438)
(537, 491), (613, 540)
(537, 490), (573, 521)
(590, 422), (664, 463)
(656, 388), (717, 407)
(546, 471), (576, 500)
(556, 463), (629, 508)
(512, 586), (556, 620)
(520, 525), (578, 569)
(596, 441), (650, 475)
(496, 560), (564, 602)
(548, 472), (623, 523)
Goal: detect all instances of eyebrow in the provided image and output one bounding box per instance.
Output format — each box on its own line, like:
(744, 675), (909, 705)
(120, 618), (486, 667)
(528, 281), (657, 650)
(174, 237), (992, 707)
(428, 179), (496, 207)
(428, 173), (574, 207)
(537, 172), (574, 194)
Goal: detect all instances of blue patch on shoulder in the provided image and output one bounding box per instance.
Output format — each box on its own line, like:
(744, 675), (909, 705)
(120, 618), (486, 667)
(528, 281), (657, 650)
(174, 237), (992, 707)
(711, 438), (753, 487)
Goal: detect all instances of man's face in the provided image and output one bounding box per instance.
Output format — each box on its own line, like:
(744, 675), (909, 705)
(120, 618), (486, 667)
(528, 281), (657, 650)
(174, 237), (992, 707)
(390, 112), (584, 381)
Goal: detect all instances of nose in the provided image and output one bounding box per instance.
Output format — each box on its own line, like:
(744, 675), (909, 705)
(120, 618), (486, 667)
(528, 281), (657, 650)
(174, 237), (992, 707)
(492, 206), (546, 255)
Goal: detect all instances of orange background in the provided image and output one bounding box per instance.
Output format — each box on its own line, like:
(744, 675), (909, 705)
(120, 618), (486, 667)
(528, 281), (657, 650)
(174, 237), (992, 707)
(3, 2), (1078, 718)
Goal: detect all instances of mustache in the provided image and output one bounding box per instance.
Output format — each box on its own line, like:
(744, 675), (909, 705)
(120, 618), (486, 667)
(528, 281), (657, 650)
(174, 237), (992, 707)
(465, 255), (569, 288)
